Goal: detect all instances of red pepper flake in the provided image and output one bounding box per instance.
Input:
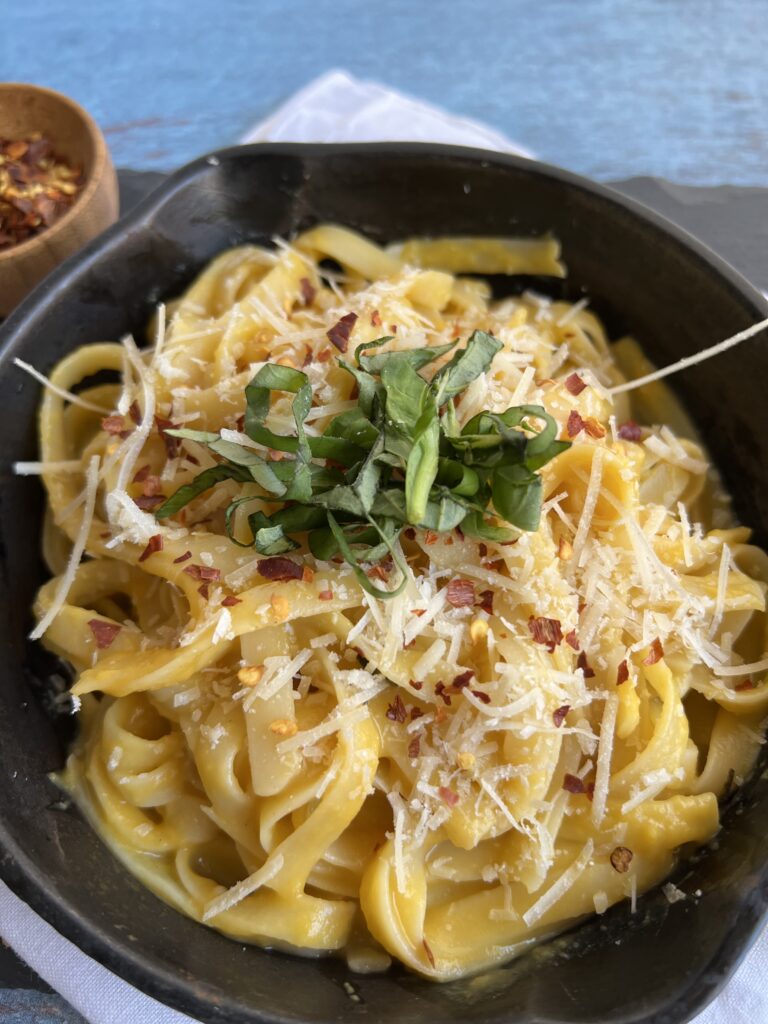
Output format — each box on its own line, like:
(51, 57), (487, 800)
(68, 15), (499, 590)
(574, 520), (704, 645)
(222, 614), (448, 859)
(424, 530), (439, 546)
(452, 670), (475, 689)
(128, 400), (142, 425)
(472, 689), (491, 704)
(617, 659), (630, 685)
(439, 786), (459, 807)
(386, 694), (407, 723)
(403, 527), (416, 541)
(173, 550), (192, 564)
(235, 414), (245, 432)
(138, 534), (163, 563)
(132, 464), (151, 483)
(563, 773), (586, 794)
(257, 557), (303, 582)
(410, 706), (424, 721)
(318, 589), (334, 601)
(618, 420), (643, 442)
(477, 589), (494, 613)
(643, 638), (664, 665)
(435, 682), (452, 706)
(390, 325), (398, 334)
(478, 542), (488, 559)
(423, 939), (436, 968)
(302, 566), (315, 583)
(317, 348), (332, 363)
(326, 312), (358, 353)
(366, 564), (389, 582)
(299, 277), (316, 305)
(87, 619), (121, 649)
(409, 680), (423, 690)
(735, 679), (756, 692)
(371, 309), (382, 327)
(155, 416), (181, 459)
(564, 373), (587, 396)
(221, 595), (242, 607)
(553, 705), (570, 728)
(183, 564), (221, 581)
(567, 410), (585, 438)
(446, 578), (475, 607)
(197, 582), (210, 600)
(577, 651), (596, 678)
(101, 415), (129, 437)
(141, 474), (163, 497)
(528, 615), (563, 652)
(586, 781), (595, 801)
(584, 417), (607, 439)
(183, 451), (200, 466)
(610, 846), (634, 873)
(135, 494), (165, 511)
(407, 735), (421, 758)
(565, 629), (580, 651)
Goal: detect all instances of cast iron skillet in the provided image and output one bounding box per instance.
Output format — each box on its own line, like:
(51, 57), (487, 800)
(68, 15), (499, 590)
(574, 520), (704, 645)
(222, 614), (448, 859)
(0, 144), (767, 1024)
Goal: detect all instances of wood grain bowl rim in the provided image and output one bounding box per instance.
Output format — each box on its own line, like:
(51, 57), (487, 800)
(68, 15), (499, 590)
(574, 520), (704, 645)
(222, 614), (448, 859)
(0, 82), (112, 264)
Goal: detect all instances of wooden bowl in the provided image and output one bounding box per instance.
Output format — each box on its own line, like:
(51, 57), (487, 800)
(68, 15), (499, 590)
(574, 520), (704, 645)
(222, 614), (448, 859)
(0, 83), (118, 316)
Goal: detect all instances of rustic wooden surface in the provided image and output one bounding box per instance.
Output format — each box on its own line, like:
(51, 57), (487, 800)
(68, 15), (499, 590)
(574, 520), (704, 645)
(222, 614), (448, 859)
(2, 0), (768, 184)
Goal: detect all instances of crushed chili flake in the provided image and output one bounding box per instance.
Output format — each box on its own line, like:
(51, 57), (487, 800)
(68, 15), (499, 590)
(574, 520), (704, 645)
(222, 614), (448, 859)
(423, 939), (436, 968)
(403, 527), (416, 541)
(101, 415), (128, 437)
(132, 464), (151, 483)
(410, 706), (424, 721)
(610, 846), (634, 873)
(257, 557), (303, 581)
(299, 277), (316, 305)
(478, 542), (488, 558)
(390, 324), (398, 333)
(221, 595), (242, 607)
(452, 670), (475, 689)
(183, 451), (200, 466)
(564, 629), (580, 651)
(586, 781), (595, 801)
(643, 638), (664, 665)
(173, 550), (192, 564)
(366, 564), (389, 582)
(301, 566), (315, 583)
(577, 651), (596, 678)
(435, 682), (452, 706)
(567, 410), (585, 438)
(135, 494), (165, 511)
(618, 420), (643, 442)
(423, 530), (439, 545)
(564, 373), (587, 396)
(472, 689), (491, 704)
(197, 582), (210, 600)
(476, 589), (494, 613)
(155, 416), (181, 459)
(138, 534), (163, 563)
(385, 694), (407, 723)
(0, 134), (84, 250)
(528, 615), (563, 652)
(407, 735), (421, 758)
(735, 679), (756, 691)
(318, 588), (334, 601)
(183, 564), (221, 581)
(584, 416), (606, 439)
(446, 577), (475, 607)
(409, 680), (423, 690)
(370, 309), (382, 327)
(616, 659), (630, 685)
(563, 773), (586, 794)
(439, 786), (459, 807)
(326, 311), (358, 353)
(87, 619), (121, 649)
(553, 705), (570, 728)
(128, 400), (142, 425)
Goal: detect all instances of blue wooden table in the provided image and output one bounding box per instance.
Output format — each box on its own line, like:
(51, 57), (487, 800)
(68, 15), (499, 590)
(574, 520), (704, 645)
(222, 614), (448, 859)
(2, 0), (768, 185)
(2, 2), (768, 1021)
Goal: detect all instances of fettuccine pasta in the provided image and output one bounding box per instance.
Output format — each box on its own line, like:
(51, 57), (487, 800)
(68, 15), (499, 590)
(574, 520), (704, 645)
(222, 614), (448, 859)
(22, 225), (768, 981)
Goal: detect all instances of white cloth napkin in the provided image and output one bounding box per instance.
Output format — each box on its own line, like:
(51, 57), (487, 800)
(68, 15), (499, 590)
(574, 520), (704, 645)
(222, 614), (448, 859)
(1, 68), (765, 1024)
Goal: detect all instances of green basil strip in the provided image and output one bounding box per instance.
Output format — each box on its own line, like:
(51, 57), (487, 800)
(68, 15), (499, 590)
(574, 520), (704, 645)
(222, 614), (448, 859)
(155, 464), (250, 519)
(359, 339), (457, 374)
(327, 513), (407, 600)
(491, 463), (543, 532)
(405, 406), (440, 524)
(432, 330), (503, 406)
